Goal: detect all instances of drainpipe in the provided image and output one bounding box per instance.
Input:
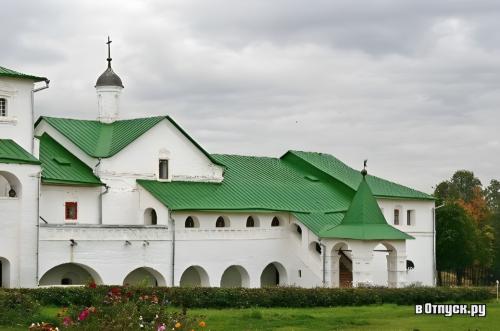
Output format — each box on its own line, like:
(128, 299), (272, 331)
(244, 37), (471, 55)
(169, 212), (176, 287)
(433, 203), (445, 286)
(99, 185), (109, 225)
(31, 79), (50, 153)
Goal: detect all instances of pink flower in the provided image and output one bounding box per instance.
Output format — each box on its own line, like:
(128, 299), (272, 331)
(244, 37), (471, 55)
(78, 308), (90, 321)
(157, 324), (166, 331)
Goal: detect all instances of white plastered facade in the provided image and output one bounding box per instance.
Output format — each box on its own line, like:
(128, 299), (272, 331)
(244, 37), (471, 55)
(0, 70), (435, 289)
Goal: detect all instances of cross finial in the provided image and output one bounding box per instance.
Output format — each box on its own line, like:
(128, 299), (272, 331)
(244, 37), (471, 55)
(361, 159), (368, 177)
(106, 36), (112, 68)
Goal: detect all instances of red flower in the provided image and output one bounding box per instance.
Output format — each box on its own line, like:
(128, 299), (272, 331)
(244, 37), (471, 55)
(111, 287), (121, 295)
(88, 281), (97, 289)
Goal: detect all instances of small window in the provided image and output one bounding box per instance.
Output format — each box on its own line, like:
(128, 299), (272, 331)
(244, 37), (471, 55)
(407, 210), (415, 226)
(0, 98), (6, 117)
(65, 202), (77, 220)
(216, 216), (226, 228)
(151, 210), (157, 225)
(315, 242), (322, 254)
(159, 159), (169, 179)
(246, 216), (255, 228)
(271, 217), (280, 227)
(296, 225), (302, 235)
(185, 216), (195, 228)
(406, 260), (415, 270)
(61, 278), (72, 285)
(394, 209), (400, 225)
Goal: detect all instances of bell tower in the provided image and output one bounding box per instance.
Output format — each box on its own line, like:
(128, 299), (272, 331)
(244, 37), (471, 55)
(95, 37), (124, 123)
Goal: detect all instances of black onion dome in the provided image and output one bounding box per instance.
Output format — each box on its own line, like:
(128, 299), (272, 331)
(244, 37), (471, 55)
(95, 67), (124, 88)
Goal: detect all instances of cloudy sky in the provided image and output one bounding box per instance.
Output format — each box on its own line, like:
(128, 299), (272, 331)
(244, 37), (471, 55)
(2, 0), (499, 193)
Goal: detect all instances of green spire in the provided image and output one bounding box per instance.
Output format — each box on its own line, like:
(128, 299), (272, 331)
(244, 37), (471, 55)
(320, 169), (414, 240)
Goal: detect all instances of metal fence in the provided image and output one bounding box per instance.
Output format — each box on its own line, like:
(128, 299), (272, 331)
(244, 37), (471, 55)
(438, 267), (495, 286)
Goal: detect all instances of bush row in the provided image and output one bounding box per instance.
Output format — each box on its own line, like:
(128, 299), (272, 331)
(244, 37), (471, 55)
(4, 286), (494, 308)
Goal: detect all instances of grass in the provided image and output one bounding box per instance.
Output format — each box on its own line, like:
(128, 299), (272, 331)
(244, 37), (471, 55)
(1, 302), (499, 330)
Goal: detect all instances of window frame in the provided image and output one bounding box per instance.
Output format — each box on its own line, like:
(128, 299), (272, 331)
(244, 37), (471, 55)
(65, 202), (78, 221)
(246, 216), (255, 228)
(158, 159), (169, 180)
(271, 216), (280, 227)
(215, 216), (226, 228)
(0, 98), (7, 117)
(185, 216), (195, 228)
(393, 209), (400, 225)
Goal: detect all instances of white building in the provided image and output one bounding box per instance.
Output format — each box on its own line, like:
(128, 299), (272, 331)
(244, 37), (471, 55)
(0, 47), (436, 289)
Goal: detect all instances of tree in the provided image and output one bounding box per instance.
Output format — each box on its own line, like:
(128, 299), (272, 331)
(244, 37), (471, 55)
(434, 170), (482, 204)
(485, 179), (500, 212)
(436, 203), (477, 285)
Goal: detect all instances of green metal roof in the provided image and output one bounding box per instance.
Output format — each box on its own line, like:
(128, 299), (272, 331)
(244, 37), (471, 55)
(39, 133), (103, 186)
(319, 176), (414, 240)
(138, 154), (355, 213)
(0, 66), (47, 82)
(36, 116), (223, 165)
(0, 139), (40, 165)
(285, 151), (434, 200)
(138, 153), (422, 240)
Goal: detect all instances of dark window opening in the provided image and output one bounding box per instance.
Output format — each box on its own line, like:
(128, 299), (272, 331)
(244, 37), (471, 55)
(151, 209), (157, 225)
(65, 202), (78, 220)
(407, 210), (413, 226)
(61, 278), (72, 285)
(246, 216), (255, 227)
(216, 216), (225, 228)
(185, 216), (195, 228)
(394, 209), (400, 225)
(315, 243), (322, 254)
(296, 225), (302, 235)
(159, 159), (169, 179)
(0, 98), (6, 117)
(271, 217), (280, 227)
(406, 260), (415, 270)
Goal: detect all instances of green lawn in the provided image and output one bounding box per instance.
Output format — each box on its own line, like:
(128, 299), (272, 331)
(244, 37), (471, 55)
(1, 302), (499, 330)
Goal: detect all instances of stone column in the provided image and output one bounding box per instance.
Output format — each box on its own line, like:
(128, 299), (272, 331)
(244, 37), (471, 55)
(351, 253), (373, 287)
(328, 253), (339, 287)
(387, 253), (407, 288)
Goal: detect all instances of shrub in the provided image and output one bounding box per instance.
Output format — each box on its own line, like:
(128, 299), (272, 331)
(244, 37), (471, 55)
(8, 285), (494, 309)
(0, 290), (41, 326)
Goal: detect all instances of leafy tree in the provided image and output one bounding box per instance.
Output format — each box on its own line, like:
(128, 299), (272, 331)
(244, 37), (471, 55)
(485, 179), (500, 212)
(436, 203), (477, 285)
(434, 170), (482, 204)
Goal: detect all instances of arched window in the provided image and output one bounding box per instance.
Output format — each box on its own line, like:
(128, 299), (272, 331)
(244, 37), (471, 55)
(271, 217), (280, 227)
(246, 216), (255, 228)
(315, 242), (322, 254)
(216, 216), (226, 228)
(144, 208), (157, 225)
(185, 216), (195, 228)
(406, 260), (415, 270)
(0, 98), (7, 117)
(296, 225), (302, 235)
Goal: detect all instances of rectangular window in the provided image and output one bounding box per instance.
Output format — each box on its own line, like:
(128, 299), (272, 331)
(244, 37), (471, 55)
(159, 159), (169, 179)
(65, 202), (78, 220)
(407, 210), (415, 226)
(0, 99), (6, 117)
(394, 209), (400, 225)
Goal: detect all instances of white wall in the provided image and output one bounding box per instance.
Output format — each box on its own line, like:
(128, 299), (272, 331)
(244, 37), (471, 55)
(0, 163), (40, 287)
(40, 185), (101, 224)
(0, 77), (37, 153)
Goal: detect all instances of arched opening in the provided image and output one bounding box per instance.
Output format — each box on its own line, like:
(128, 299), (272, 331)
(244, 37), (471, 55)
(271, 216), (281, 227)
(309, 241), (322, 259)
(260, 262), (288, 287)
(123, 267), (166, 287)
(216, 216), (228, 228)
(0, 257), (10, 288)
(0, 171), (22, 198)
(39, 263), (102, 286)
(184, 216), (200, 228)
(246, 216), (259, 228)
(179, 266), (210, 287)
(220, 265), (250, 288)
(372, 242), (399, 287)
(332, 242), (352, 288)
(293, 223), (302, 240)
(144, 208), (157, 225)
